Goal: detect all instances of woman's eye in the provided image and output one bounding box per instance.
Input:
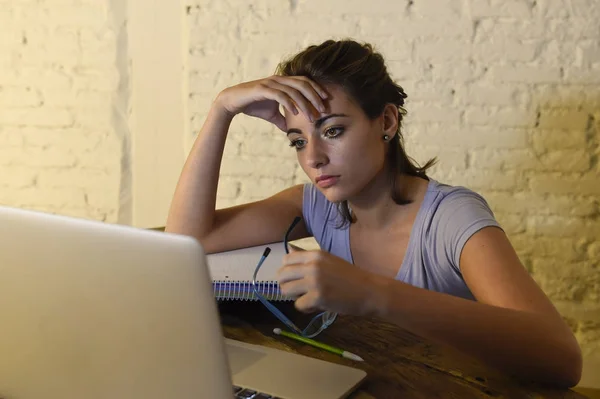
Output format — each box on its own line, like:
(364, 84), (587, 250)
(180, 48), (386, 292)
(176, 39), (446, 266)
(324, 127), (344, 138)
(289, 139), (307, 149)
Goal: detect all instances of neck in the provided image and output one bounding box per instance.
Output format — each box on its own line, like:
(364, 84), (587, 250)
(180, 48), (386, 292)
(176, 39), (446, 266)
(347, 169), (416, 230)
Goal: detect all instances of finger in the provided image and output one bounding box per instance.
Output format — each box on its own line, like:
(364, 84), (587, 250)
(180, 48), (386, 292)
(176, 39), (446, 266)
(271, 76), (327, 113)
(279, 278), (309, 298)
(277, 263), (314, 284)
(294, 292), (321, 314)
(269, 112), (287, 131)
(264, 80), (319, 121)
(284, 75), (329, 100)
(258, 84), (298, 116)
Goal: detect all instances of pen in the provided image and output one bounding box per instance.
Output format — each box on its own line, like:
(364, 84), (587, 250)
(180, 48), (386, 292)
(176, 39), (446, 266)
(273, 328), (364, 362)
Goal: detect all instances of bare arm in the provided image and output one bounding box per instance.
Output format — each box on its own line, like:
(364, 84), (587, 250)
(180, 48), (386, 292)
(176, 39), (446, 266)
(165, 76), (327, 252)
(279, 227), (582, 387)
(368, 227), (582, 387)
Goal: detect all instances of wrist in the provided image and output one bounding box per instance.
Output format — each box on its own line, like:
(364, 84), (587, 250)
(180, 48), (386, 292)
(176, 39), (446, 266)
(361, 272), (393, 318)
(212, 90), (236, 121)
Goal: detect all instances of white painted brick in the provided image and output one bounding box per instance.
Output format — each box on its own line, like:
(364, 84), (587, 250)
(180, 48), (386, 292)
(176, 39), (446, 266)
(531, 129), (588, 152)
(0, 166), (38, 188)
(239, 177), (291, 201)
(15, 68), (73, 90)
(486, 192), (597, 217)
(529, 174), (600, 197)
(215, 197), (240, 210)
(0, 187), (87, 208)
(464, 106), (536, 127)
(0, 87), (42, 107)
(512, 236), (585, 262)
(533, 84), (600, 111)
(403, 80), (454, 103)
(0, 145), (78, 167)
(538, 109), (590, 130)
(72, 68), (120, 91)
(407, 102), (461, 124)
(473, 39), (538, 63)
(589, 242), (600, 259)
(41, 90), (112, 108)
(412, 125), (529, 149)
(0, 129), (24, 147)
(469, 148), (543, 171)
(494, 213), (527, 235)
(457, 84), (519, 107)
(240, 130), (297, 159)
(414, 39), (470, 63)
(18, 127), (103, 152)
(490, 65), (561, 83)
(84, 188), (119, 210)
(576, 39), (600, 66)
(470, 0), (534, 18)
(44, 5), (108, 28)
(0, 107), (73, 127)
(37, 168), (118, 190)
(528, 216), (600, 238)
(73, 106), (113, 129)
(473, 18), (546, 41)
(564, 67), (600, 84)
(358, 13), (471, 38)
(538, 150), (591, 173)
(220, 155), (295, 179)
(75, 136), (121, 170)
(406, 145), (466, 170)
(460, 170), (524, 191)
(216, 176), (240, 199)
(0, 29), (22, 53)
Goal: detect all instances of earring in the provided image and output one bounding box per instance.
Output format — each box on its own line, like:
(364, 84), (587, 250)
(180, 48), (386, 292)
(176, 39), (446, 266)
(383, 134), (390, 141)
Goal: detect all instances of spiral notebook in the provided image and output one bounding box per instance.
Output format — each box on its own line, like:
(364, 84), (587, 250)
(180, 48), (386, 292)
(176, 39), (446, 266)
(207, 243), (292, 301)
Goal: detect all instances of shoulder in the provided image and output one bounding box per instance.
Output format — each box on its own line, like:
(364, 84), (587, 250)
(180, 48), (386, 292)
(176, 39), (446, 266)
(425, 179), (502, 268)
(428, 180), (497, 222)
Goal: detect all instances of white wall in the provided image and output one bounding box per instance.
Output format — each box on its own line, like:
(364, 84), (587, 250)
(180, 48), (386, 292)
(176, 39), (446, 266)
(0, 0), (127, 223)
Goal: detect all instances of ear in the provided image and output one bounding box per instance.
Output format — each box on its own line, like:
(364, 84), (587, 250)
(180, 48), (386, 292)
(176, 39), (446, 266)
(381, 103), (399, 135)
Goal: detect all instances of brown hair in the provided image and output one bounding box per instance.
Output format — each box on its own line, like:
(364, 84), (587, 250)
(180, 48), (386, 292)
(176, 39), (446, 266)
(276, 39), (436, 224)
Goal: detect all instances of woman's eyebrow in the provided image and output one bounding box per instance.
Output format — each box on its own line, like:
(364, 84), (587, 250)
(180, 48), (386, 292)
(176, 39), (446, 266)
(286, 113), (349, 135)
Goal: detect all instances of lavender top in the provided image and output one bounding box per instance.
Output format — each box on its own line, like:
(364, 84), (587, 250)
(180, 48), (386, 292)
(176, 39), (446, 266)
(302, 179), (502, 300)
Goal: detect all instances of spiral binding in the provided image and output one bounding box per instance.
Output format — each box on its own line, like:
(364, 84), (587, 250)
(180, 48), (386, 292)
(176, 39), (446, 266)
(213, 280), (288, 301)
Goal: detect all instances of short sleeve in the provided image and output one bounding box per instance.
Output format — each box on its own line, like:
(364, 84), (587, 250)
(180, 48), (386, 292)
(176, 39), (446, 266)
(432, 188), (502, 271)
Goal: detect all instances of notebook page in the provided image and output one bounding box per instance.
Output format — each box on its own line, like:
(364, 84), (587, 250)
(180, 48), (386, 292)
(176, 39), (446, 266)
(207, 242), (287, 282)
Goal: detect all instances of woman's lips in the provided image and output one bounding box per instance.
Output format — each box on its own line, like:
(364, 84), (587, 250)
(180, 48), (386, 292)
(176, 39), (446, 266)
(316, 175), (339, 188)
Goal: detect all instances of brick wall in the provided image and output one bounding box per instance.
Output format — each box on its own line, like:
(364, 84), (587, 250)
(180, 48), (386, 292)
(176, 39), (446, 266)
(187, 0), (600, 357)
(0, 0), (126, 223)
(0, 0), (598, 359)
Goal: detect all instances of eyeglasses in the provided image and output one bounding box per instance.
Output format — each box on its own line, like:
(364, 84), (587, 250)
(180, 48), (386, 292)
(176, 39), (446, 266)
(252, 216), (337, 338)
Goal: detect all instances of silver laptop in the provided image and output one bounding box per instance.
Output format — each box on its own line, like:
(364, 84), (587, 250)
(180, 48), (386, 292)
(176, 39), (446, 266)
(0, 206), (366, 399)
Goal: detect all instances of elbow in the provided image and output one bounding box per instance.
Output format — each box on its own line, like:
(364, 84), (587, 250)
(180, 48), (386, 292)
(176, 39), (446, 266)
(560, 347), (583, 388)
(548, 340), (583, 389)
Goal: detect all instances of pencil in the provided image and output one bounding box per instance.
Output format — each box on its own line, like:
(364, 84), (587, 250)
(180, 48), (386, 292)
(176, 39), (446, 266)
(273, 328), (364, 362)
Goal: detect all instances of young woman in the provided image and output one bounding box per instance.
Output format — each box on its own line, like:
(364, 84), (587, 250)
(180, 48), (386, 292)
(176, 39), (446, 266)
(166, 39), (582, 387)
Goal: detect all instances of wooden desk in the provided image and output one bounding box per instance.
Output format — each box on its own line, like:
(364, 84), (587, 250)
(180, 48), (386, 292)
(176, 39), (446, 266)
(219, 301), (586, 399)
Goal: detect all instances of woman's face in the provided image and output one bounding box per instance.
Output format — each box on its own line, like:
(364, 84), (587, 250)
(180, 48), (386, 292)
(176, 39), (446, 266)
(284, 84), (395, 203)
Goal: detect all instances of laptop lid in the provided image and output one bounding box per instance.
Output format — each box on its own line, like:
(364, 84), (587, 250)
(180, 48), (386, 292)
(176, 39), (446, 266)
(0, 206), (233, 399)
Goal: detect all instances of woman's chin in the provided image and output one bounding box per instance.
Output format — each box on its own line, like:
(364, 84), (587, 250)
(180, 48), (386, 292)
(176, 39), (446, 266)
(319, 187), (348, 203)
